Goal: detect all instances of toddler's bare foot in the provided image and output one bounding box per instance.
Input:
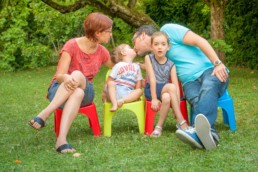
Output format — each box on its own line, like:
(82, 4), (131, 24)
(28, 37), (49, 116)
(110, 104), (118, 112)
(117, 99), (124, 108)
(110, 106), (117, 112)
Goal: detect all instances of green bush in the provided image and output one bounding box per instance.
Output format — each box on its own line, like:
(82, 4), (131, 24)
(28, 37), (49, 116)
(0, 0), (91, 71)
(225, 0), (258, 69)
(145, 0), (258, 69)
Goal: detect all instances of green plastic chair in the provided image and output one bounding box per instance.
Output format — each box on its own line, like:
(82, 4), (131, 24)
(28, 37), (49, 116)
(103, 69), (145, 137)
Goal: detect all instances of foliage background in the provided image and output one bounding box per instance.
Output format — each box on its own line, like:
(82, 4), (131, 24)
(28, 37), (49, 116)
(0, 0), (257, 71)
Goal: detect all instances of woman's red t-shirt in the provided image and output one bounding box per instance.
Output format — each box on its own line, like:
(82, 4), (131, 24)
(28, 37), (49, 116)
(51, 38), (110, 83)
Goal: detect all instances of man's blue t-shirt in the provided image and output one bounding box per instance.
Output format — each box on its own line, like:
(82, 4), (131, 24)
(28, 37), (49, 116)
(160, 24), (213, 85)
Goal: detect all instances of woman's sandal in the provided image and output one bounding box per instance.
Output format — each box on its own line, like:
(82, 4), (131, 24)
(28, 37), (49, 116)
(56, 144), (76, 154)
(28, 116), (45, 130)
(150, 126), (162, 137)
(176, 120), (187, 129)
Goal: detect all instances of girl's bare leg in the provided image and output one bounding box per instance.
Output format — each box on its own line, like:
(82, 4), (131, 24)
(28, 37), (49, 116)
(155, 92), (170, 129)
(164, 84), (188, 129)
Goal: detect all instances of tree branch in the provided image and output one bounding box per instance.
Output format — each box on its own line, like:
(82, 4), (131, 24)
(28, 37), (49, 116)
(127, 0), (137, 8)
(41, 0), (158, 28)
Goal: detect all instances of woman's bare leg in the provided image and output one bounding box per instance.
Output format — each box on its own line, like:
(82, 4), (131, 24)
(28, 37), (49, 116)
(30, 70), (86, 129)
(55, 88), (84, 153)
(54, 71), (87, 153)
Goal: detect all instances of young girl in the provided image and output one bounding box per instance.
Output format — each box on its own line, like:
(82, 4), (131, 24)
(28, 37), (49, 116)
(106, 44), (143, 111)
(144, 31), (189, 137)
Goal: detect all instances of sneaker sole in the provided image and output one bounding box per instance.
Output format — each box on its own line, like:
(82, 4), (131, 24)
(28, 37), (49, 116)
(195, 114), (216, 150)
(176, 130), (203, 149)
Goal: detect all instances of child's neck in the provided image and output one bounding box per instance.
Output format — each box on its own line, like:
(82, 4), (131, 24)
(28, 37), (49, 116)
(122, 56), (134, 63)
(155, 55), (167, 64)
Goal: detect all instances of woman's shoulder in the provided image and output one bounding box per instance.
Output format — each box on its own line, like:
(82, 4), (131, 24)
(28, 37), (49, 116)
(62, 38), (77, 48)
(97, 44), (109, 52)
(65, 38), (77, 44)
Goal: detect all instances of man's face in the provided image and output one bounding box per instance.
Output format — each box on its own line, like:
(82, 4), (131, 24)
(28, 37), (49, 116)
(132, 33), (150, 56)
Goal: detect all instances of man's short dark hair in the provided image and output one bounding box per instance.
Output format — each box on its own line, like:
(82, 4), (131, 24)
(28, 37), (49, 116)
(134, 25), (157, 37)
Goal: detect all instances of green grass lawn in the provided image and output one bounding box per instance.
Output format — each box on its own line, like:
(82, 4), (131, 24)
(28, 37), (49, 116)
(0, 66), (257, 171)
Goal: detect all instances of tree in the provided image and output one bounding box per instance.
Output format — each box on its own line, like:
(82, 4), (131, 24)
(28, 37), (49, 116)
(203, 0), (229, 61)
(41, 0), (159, 28)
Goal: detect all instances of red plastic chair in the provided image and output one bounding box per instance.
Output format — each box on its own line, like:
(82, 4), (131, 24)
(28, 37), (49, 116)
(54, 103), (101, 137)
(144, 81), (189, 135)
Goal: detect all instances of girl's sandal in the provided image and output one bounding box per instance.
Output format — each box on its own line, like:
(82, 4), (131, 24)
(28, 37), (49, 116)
(176, 120), (187, 129)
(150, 126), (162, 137)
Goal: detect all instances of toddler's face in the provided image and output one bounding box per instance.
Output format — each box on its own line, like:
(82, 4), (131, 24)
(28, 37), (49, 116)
(124, 45), (136, 58)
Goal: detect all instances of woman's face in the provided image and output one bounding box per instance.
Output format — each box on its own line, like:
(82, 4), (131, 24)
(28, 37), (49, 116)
(97, 27), (112, 43)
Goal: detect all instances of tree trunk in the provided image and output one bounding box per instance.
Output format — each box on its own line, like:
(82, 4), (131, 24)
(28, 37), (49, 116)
(209, 0), (226, 61)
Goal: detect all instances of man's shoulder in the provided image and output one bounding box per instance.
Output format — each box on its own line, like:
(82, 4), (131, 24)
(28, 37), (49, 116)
(161, 23), (188, 31)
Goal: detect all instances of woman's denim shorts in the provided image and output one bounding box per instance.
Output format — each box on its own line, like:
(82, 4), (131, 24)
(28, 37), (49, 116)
(47, 79), (94, 109)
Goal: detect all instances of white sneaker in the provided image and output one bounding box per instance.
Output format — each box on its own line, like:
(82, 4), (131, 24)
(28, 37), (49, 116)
(195, 114), (216, 150)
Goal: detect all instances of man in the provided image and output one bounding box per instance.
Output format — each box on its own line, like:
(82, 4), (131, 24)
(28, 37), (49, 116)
(133, 24), (229, 150)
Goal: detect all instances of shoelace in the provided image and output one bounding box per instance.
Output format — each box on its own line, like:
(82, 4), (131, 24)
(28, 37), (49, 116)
(185, 126), (196, 134)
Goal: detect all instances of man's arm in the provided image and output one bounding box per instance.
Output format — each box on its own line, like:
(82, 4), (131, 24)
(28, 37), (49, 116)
(183, 31), (228, 82)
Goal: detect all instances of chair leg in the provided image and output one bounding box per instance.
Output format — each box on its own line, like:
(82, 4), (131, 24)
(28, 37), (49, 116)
(221, 106), (236, 131)
(87, 114), (101, 136)
(222, 108), (229, 125)
(103, 103), (114, 137)
(54, 109), (62, 137)
(180, 100), (189, 124)
(82, 106), (101, 136)
(145, 102), (157, 135)
(131, 108), (145, 134)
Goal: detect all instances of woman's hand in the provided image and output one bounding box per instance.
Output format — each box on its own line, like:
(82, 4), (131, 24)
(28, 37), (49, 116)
(63, 74), (79, 91)
(151, 98), (161, 111)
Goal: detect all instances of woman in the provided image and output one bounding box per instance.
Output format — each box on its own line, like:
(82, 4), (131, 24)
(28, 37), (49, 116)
(29, 12), (114, 153)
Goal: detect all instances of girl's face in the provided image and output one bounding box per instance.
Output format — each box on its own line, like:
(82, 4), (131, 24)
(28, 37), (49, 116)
(97, 27), (112, 43)
(151, 35), (170, 58)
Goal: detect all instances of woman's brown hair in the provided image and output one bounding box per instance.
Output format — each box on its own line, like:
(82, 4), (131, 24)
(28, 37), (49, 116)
(84, 12), (113, 42)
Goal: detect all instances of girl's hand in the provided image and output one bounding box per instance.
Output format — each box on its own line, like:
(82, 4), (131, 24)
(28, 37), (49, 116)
(151, 99), (161, 111)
